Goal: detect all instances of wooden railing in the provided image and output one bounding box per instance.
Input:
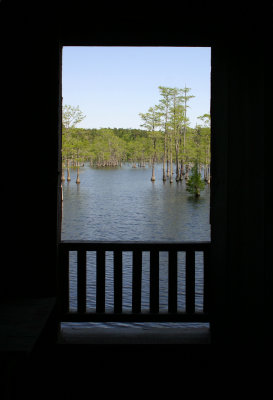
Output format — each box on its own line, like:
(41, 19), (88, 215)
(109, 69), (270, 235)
(58, 241), (211, 322)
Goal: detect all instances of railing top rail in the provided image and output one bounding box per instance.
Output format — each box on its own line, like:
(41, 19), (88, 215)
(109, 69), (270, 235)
(59, 240), (211, 252)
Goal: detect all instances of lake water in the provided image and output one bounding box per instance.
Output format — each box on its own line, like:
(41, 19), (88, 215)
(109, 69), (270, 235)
(61, 163), (210, 328)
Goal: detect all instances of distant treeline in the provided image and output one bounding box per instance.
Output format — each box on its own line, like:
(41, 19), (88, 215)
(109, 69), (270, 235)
(62, 86), (211, 184)
(62, 125), (210, 180)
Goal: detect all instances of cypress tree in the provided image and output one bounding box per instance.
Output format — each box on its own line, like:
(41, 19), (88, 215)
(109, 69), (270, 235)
(186, 161), (205, 197)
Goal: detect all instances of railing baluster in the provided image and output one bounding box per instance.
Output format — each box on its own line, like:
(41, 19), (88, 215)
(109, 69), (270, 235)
(114, 250), (122, 313)
(168, 250), (177, 313)
(77, 250), (86, 313)
(59, 247), (69, 315)
(59, 241), (210, 323)
(203, 248), (210, 314)
(186, 250), (195, 314)
(150, 249), (159, 313)
(96, 249), (105, 313)
(132, 250), (142, 313)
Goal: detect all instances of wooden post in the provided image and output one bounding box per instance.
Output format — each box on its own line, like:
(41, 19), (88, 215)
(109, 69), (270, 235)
(186, 250), (195, 314)
(150, 249), (159, 313)
(59, 247), (69, 316)
(77, 250), (86, 313)
(96, 249), (105, 313)
(168, 250), (177, 313)
(132, 250), (142, 313)
(114, 250), (122, 313)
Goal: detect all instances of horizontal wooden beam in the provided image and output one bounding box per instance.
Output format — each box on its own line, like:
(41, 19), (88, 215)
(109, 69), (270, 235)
(61, 312), (209, 323)
(59, 240), (210, 252)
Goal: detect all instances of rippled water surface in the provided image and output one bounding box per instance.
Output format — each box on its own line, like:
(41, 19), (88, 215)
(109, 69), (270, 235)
(61, 163), (210, 328)
(62, 163), (210, 242)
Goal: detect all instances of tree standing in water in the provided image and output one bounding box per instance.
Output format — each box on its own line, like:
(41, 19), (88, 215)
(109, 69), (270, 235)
(62, 105), (86, 183)
(167, 88), (184, 183)
(180, 86), (195, 180)
(197, 113), (211, 183)
(186, 161), (205, 197)
(139, 107), (161, 181)
(157, 86), (172, 181)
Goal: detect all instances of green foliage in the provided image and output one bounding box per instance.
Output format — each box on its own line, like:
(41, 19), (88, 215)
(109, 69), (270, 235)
(62, 105), (86, 130)
(186, 162), (206, 197)
(139, 106), (163, 162)
(62, 105), (88, 163)
(61, 98), (210, 186)
(91, 129), (126, 165)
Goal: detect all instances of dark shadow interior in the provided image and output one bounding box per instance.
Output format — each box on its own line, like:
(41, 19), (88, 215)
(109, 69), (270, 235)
(1, 1), (272, 396)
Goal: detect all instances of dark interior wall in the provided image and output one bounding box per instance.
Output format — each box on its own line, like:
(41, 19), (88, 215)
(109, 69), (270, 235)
(1, 5), (60, 297)
(1, 2), (272, 344)
(0, 1), (218, 299)
(211, 40), (270, 344)
(227, 43), (266, 341)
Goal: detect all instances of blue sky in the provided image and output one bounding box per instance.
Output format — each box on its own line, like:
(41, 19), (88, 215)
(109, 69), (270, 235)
(62, 46), (211, 129)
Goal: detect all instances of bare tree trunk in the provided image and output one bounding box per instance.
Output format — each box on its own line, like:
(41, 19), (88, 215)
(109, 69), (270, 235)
(61, 163), (65, 182)
(179, 160), (183, 181)
(67, 159), (71, 182)
(163, 134), (166, 181)
(76, 150), (80, 184)
(166, 134), (170, 178)
(151, 162), (155, 181)
(170, 136), (173, 183)
(76, 165), (80, 183)
(175, 140), (180, 182)
(151, 139), (156, 181)
(185, 164), (189, 180)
